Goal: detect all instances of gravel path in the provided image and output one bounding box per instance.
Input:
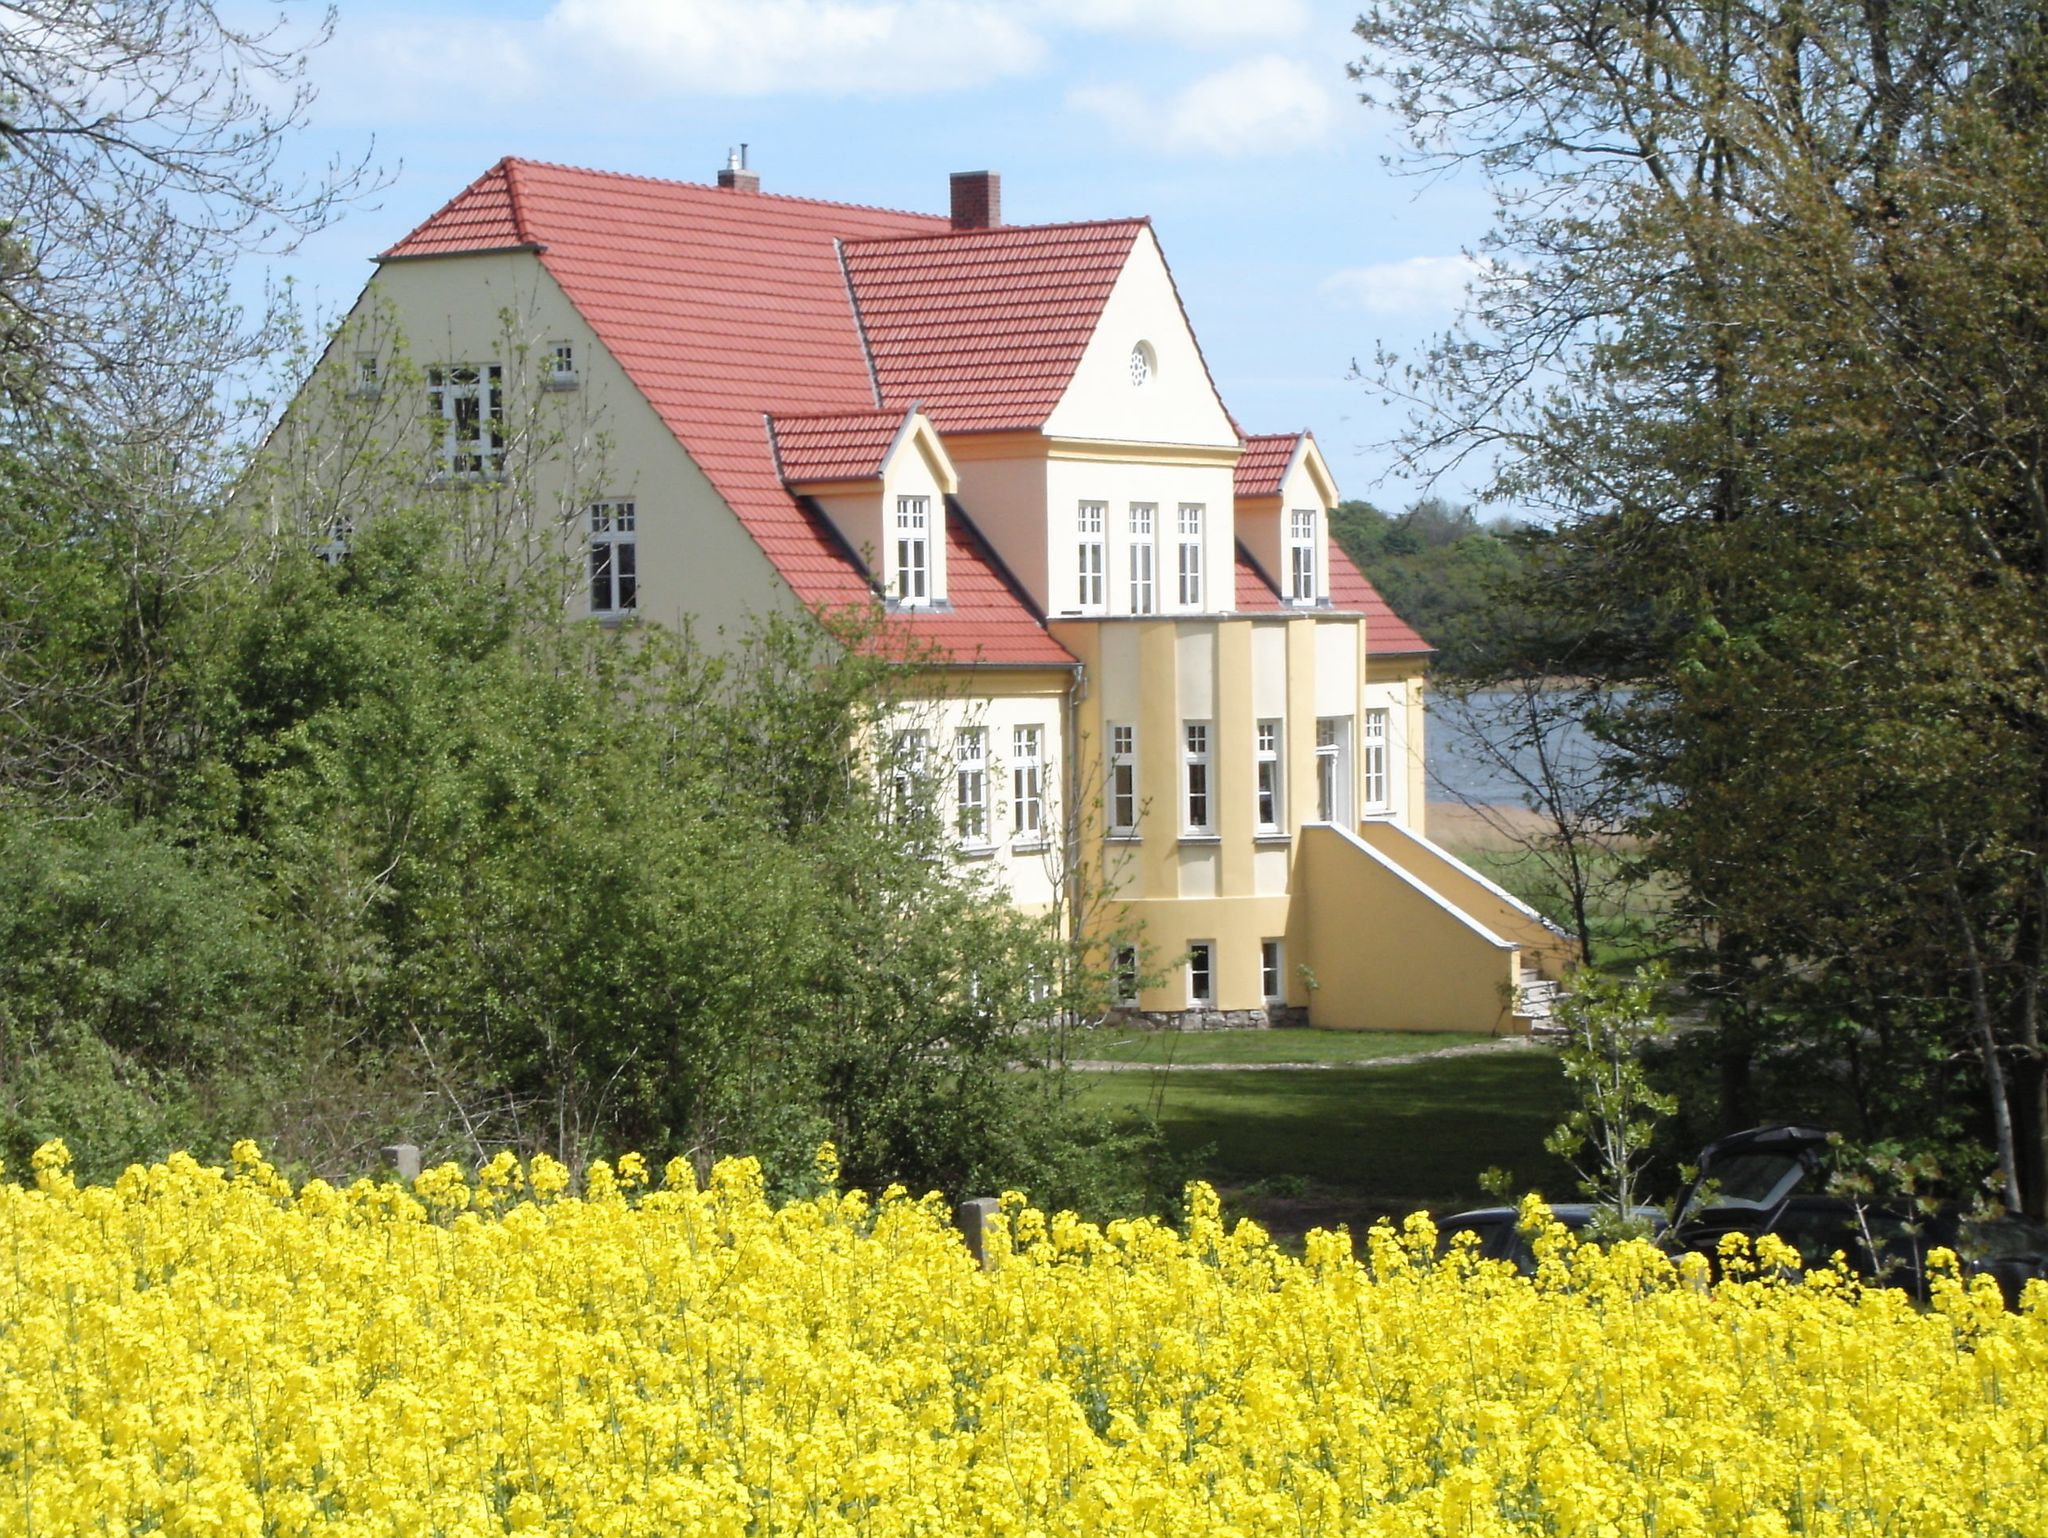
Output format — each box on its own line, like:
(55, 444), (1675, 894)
(1062, 1035), (1553, 1073)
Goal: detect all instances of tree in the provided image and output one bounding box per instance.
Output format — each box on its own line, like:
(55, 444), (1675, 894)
(1354, 2), (2048, 1214)
(1544, 965), (1677, 1234)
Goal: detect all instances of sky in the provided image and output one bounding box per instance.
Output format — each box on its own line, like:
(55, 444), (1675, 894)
(256, 0), (1503, 512)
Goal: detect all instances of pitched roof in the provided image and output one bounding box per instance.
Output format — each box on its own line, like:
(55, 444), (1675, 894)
(1234, 433), (1300, 498)
(768, 408), (911, 484)
(1330, 542), (1434, 656)
(840, 221), (1145, 432)
(1234, 543), (1287, 611)
(381, 158), (1073, 668)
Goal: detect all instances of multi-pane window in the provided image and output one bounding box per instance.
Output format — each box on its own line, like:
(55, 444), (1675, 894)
(1183, 721), (1212, 833)
(1129, 503), (1156, 614)
(894, 496), (930, 606)
(351, 354), (380, 398)
(1077, 502), (1106, 610)
(1114, 945), (1139, 1007)
(548, 340), (578, 387)
(1012, 724), (1044, 842)
(889, 729), (930, 828)
(1109, 723), (1138, 835)
(1316, 716), (1351, 825)
(315, 511), (353, 565)
(955, 727), (988, 846)
(1362, 708), (1390, 812)
(1261, 939), (1284, 1002)
(1176, 503), (1204, 608)
(1188, 941), (1215, 1008)
(427, 364), (504, 476)
(1289, 509), (1318, 603)
(589, 501), (638, 615)
(1255, 719), (1283, 832)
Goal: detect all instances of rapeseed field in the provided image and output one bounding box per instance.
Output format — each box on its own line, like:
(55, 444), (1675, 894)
(4, 1138), (2043, 1536)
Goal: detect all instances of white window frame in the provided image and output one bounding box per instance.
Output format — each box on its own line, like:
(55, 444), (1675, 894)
(1183, 720), (1213, 835)
(1362, 708), (1391, 814)
(888, 728), (931, 829)
(1254, 719), (1283, 833)
(1129, 503), (1156, 614)
(547, 340), (578, 389)
(427, 364), (505, 478)
(894, 495), (931, 607)
(1261, 940), (1284, 1003)
(1176, 503), (1204, 609)
(955, 727), (989, 848)
(1289, 508), (1318, 604)
(589, 501), (638, 616)
(350, 353), (381, 399)
(1187, 941), (1215, 1009)
(1012, 724), (1045, 845)
(1077, 502), (1106, 611)
(1108, 723), (1138, 836)
(1315, 716), (1352, 825)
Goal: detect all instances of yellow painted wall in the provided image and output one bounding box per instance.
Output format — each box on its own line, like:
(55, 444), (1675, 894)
(1294, 825), (1522, 1033)
(1353, 822), (1578, 980)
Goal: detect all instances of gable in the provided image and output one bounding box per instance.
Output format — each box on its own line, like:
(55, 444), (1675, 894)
(1042, 225), (1238, 448)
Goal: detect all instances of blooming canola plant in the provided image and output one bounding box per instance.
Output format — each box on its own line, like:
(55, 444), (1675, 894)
(3, 1140), (2045, 1536)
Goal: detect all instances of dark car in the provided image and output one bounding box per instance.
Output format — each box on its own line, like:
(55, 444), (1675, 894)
(1437, 1202), (1668, 1274)
(1665, 1124), (2048, 1306)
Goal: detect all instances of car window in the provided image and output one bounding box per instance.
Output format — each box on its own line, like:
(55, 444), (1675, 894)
(1699, 1152), (1809, 1210)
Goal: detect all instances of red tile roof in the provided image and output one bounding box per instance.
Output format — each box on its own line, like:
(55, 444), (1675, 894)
(841, 221), (1145, 432)
(1234, 433), (1299, 497)
(1234, 544), (1287, 611)
(1235, 540), (1434, 656)
(768, 408), (909, 483)
(1331, 541), (1434, 656)
(382, 159), (1072, 667)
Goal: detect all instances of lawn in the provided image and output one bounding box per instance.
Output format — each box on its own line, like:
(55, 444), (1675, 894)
(1056, 1025), (1497, 1066)
(1079, 1048), (1579, 1236)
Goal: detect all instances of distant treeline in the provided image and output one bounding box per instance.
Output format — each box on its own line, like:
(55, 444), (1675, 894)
(1329, 498), (1546, 678)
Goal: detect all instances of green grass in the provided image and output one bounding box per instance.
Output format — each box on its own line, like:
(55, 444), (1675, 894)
(1058, 1026), (1496, 1066)
(1443, 841), (1676, 971)
(1080, 1051), (1579, 1227)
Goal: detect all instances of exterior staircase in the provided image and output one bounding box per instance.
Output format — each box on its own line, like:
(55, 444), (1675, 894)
(1516, 968), (1567, 1035)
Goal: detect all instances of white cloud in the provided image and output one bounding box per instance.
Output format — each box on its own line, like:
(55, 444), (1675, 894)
(1320, 255), (1495, 319)
(1069, 56), (1341, 158)
(1032, 0), (1310, 45)
(539, 0), (1046, 96)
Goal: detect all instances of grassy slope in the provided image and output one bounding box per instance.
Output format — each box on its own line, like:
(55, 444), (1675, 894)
(1057, 1027), (1495, 1066)
(1078, 1051), (1577, 1229)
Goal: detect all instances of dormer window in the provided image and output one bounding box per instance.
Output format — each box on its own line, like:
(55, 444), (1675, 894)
(1289, 508), (1318, 603)
(894, 495), (930, 606)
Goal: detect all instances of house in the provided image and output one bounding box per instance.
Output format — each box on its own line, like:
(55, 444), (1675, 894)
(283, 153), (1573, 1032)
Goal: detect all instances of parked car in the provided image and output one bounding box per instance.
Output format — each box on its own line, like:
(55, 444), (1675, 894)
(1665, 1124), (2048, 1307)
(1437, 1203), (1668, 1274)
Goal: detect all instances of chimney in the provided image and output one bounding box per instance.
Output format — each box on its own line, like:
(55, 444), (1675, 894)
(717, 143), (760, 193)
(950, 171), (1000, 231)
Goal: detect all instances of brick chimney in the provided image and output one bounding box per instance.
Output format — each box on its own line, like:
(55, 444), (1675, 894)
(717, 144), (760, 193)
(950, 171), (1000, 231)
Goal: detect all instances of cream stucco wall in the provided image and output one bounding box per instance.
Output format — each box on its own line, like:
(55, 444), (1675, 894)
(1042, 227), (1239, 450)
(275, 253), (799, 644)
(886, 669), (1075, 912)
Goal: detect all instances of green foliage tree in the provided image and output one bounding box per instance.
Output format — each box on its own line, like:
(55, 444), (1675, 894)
(1544, 966), (1677, 1235)
(1354, 0), (2048, 1214)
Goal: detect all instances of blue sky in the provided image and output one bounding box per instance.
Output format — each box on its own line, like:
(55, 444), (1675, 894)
(263, 0), (1499, 511)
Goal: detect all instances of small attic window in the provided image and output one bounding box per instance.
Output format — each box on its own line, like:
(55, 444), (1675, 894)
(350, 353), (380, 399)
(1129, 341), (1155, 388)
(545, 340), (578, 390)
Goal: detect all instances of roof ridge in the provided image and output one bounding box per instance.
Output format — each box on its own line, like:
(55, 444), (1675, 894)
(840, 215), (1151, 251)
(497, 155), (952, 223)
(835, 238), (883, 408)
(768, 405), (909, 423)
(502, 157), (533, 245)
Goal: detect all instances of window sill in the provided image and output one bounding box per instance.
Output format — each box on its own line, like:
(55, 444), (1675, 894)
(1254, 831), (1292, 846)
(1012, 837), (1050, 855)
(544, 375), (580, 391)
(1105, 832), (1143, 844)
(1178, 833), (1222, 846)
(955, 841), (997, 860)
(591, 611), (637, 629)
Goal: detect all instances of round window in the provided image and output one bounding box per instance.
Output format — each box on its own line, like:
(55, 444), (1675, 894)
(1129, 341), (1155, 388)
